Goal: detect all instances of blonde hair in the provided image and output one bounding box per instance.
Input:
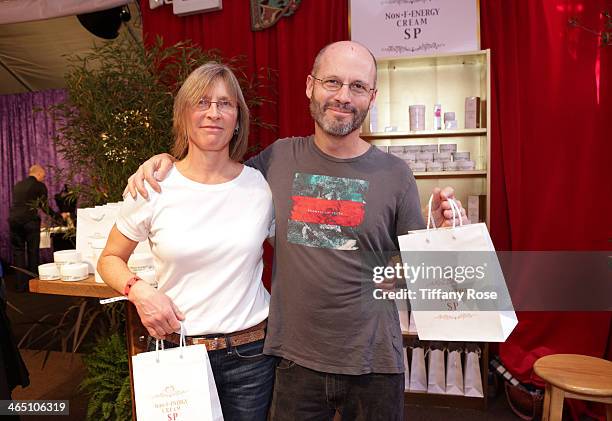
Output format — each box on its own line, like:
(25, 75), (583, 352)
(172, 63), (249, 161)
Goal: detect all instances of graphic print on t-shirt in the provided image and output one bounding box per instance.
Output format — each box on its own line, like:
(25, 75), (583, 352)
(287, 173), (369, 250)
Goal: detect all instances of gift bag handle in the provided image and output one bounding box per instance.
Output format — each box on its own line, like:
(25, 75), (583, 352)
(426, 195), (437, 230)
(448, 198), (464, 228)
(179, 321), (186, 351)
(155, 337), (165, 363)
(447, 347), (463, 356)
(464, 346), (482, 358)
(155, 321), (186, 362)
(426, 195), (464, 231)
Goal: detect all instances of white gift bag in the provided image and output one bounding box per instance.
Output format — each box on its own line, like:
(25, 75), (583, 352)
(464, 345), (484, 398)
(408, 311), (418, 335)
(445, 345), (464, 395)
(76, 203), (151, 273)
(397, 196), (518, 342)
(408, 342), (427, 392)
(76, 205), (121, 272)
(396, 297), (410, 334)
(132, 325), (224, 421)
(402, 346), (410, 391)
(427, 346), (446, 394)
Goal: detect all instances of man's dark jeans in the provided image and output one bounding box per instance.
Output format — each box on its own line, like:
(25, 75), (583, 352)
(9, 220), (40, 291)
(148, 338), (275, 420)
(269, 358), (405, 421)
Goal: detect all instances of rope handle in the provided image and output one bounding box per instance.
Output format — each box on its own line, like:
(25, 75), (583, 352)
(155, 321), (185, 362)
(426, 194), (437, 230)
(426, 194), (464, 232)
(448, 198), (464, 228)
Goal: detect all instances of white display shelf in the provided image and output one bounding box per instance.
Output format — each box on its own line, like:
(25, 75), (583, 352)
(363, 128), (487, 140)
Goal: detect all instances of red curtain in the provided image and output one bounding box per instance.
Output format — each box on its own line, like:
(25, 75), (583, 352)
(140, 0), (348, 152)
(141, 1), (611, 417)
(481, 0), (611, 252)
(481, 2), (611, 419)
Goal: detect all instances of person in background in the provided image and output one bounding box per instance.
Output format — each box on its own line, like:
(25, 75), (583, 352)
(8, 164), (68, 292)
(54, 184), (76, 223)
(98, 63), (276, 421)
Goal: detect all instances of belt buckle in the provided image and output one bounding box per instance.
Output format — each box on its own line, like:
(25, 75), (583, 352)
(209, 336), (224, 350)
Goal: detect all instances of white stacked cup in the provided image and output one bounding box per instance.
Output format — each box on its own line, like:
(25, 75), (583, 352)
(60, 263), (89, 282)
(38, 263), (61, 280)
(53, 250), (82, 270)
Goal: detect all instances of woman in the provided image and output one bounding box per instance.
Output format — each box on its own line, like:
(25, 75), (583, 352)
(98, 63), (275, 421)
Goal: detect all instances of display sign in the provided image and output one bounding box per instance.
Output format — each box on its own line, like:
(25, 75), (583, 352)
(173, 0), (222, 16)
(350, 0), (480, 58)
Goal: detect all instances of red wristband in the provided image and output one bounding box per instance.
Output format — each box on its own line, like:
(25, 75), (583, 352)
(123, 275), (141, 297)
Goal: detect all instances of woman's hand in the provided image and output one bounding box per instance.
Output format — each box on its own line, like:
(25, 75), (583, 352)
(128, 281), (185, 339)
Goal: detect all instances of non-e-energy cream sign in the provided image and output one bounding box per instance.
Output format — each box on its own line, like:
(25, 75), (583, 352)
(350, 0), (480, 58)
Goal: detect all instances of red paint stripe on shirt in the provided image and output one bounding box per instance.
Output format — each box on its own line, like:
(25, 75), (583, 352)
(290, 196), (365, 227)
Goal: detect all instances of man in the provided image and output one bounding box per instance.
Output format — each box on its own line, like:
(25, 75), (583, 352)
(8, 165), (65, 292)
(128, 41), (468, 420)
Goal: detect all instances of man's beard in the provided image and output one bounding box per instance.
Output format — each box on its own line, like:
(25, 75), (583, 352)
(309, 97), (369, 137)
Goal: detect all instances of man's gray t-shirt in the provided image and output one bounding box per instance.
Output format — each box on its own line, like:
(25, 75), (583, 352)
(247, 136), (425, 375)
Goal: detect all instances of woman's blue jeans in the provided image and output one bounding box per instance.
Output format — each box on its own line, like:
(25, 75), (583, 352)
(148, 337), (275, 420)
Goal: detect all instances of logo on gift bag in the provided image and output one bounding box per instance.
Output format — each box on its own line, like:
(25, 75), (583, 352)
(151, 385), (188, 418)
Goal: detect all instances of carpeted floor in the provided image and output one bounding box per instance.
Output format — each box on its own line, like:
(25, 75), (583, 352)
(11, 350), (88, 420)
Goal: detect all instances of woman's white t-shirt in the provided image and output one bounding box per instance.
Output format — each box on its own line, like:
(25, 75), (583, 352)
(116, 164), (274, 335)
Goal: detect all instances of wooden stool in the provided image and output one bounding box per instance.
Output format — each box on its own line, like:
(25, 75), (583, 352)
(533, 354), (612, 421)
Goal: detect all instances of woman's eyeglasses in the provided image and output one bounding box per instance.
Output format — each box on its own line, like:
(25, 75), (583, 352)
(196, 99), (237, 113)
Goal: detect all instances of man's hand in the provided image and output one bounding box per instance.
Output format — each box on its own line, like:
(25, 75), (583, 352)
(431, 187), (470, 227)
(125, 153), (176, 200)
(128, 281), (185, 339)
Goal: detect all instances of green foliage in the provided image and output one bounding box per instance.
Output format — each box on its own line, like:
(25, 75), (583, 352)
(50, 35), (271, 206)
(18, 299), (123, 354)
(79, 332), (132, 421)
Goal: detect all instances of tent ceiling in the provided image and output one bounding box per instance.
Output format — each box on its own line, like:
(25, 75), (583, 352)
(0, 3), (142, 95)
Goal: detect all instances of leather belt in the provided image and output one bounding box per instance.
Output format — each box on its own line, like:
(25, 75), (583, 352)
(165, 320), (266, 351)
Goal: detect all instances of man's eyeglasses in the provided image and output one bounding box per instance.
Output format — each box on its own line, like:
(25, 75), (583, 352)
(310, 75), (375, 96)
(196, 99), (237, 113)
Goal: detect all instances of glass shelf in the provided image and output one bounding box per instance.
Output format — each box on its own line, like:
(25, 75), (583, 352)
(363, 128), (487, 140)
